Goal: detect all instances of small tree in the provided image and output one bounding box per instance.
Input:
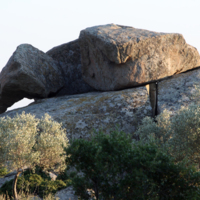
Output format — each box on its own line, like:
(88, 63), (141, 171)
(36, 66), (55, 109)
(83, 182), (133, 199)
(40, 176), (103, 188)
(136, 104), (200, 167)
(0, 112), (68, 200)
(168, 105), (200, 166)
(66, 129), (134, 200)
(65, 129), (200, 200)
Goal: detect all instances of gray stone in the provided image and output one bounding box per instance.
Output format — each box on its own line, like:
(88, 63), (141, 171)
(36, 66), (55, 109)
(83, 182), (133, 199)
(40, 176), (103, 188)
(0, 86), (152, 140)
(55, 187), (96, 200)
(79, 24), (200, 91)
(157, 68), (200, 115)
(0, 44), (65, 113)
(46, 39), (95, 96)
(0, 175), (15, 188)
(55, 186), (78, 200)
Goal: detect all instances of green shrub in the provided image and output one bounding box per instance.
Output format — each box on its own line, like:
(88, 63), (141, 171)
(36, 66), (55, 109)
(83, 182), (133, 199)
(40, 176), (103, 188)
(56, 171), (72, 186)
(65, 129), (200, 200)
(0, 168), (68, 199)
(0, 174), (42, 199)
(136, 105), (200, 167)
(0, 179), (13, 199)
(0, 168), (8, 177)
(0, 112), (68, 199)
(56, 167), (70, 181)
(39, 180), (66, 197)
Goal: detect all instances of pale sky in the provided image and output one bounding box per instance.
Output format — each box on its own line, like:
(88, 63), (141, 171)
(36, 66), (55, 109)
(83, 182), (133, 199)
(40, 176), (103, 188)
(1, 0), (200, 111)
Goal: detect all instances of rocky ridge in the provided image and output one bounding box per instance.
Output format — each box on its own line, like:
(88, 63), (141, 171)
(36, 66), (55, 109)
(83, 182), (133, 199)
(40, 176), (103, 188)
(0, 23), (200, 200)
(0, 23), (199, 135)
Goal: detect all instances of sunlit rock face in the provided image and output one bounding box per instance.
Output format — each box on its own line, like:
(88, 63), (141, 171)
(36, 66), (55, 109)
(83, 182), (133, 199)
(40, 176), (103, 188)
(0, 86), (152, 140)
(79, 24), (200, 91)
(0, 24), (200, 141)
(46, 39), (95, 96)
(0, 44), (65, 113)
(157, 68), (200, 115)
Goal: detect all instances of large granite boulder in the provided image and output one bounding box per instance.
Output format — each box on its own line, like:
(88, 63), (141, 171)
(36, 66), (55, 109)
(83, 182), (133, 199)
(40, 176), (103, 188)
(0, 86), (152, 140)
(46, 39), (95, 96)
(0, 44), (65, 113)
(79, 24), (200, 91)
(157, 68), (200, 115)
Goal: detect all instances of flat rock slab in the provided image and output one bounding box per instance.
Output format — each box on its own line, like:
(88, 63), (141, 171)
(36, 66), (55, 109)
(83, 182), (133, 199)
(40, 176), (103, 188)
(158, 68), (200, 115)
(0, 86), (152, 140)
(0, 44), (65, 113)
(46, 39), (95, 96)
(79, 24), (200, 91)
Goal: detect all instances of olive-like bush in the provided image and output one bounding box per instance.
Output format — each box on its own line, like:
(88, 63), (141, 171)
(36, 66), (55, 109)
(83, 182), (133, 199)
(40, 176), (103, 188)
(0, 112), (69, 200)
(136, 105), (200, 166)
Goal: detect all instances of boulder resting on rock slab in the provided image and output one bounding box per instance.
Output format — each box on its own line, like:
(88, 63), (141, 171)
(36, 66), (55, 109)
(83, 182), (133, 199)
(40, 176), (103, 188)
(0, 86), (152, 140)
(0, 44), (65, 113)
(46, 39), (95, 96)
(79, 24), (200, 91)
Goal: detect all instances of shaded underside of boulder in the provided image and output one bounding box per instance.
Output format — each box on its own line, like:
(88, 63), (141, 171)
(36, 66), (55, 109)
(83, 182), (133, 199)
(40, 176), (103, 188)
(46, 39), (95, 96)
(0, 86), (152, 140)
(79, 24), (200, 91)
(0, 44), (65, 113)
(157, 68), (200, 115)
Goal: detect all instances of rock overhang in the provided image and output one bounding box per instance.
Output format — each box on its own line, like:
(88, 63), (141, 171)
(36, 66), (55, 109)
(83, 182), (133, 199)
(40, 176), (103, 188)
(0, 23), (200, 129)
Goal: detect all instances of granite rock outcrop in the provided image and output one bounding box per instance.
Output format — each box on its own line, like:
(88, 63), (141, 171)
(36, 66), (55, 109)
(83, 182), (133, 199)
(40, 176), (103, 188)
(0, 24), (199, 139)
(46, 39), (95, 96)
(0, 86), (152, 139)
(0, 24), (200, 200)
(79, 24), (200, 91)
(158, 68), (200, 115)
(0, 44), (65, 113)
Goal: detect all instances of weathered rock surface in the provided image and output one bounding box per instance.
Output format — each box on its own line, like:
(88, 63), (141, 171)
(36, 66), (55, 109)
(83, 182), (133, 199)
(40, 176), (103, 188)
(0, 86), (152, 140)
(55, 186), (95, 200)
(0, 174), (15, 188)
(0, 44), (65, 113)
(79, 24), (200, 91)
(46, 39), (95, 96)
(55, 186), (78, 200)
(158, 68), (200, 115)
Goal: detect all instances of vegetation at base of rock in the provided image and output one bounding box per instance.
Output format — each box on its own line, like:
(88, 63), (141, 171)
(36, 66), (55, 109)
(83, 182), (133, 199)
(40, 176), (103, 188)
(0, 168), (8, 178)
(65, 129), (200, 200)
(0, 112), (69, 200)
(0, 167), (68, 199)
(0, 192), (58, 200)
(2, 105), (200, 199)
(136, 104), (200, 167)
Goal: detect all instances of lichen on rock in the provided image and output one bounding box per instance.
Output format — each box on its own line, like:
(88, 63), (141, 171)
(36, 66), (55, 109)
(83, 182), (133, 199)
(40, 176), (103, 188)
(0, 86), (152, 140)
